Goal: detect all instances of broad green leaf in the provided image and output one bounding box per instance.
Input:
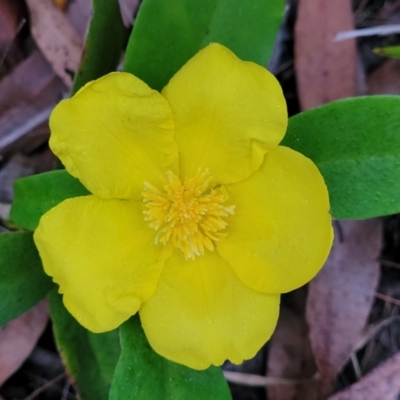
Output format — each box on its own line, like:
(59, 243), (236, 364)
(374, 45), (400, 60)
(71, 0), (129, 95)
(11, 170), (89, 230)
(110, 316), (231, 400)
(0, 231), (53, 326)
(281, 96), (400, 219)
(48, 289), (120, 400)
(88, 328), (121, 384)
(124, 0), (285, 90)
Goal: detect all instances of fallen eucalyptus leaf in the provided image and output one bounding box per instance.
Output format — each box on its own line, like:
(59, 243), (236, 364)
(25, 0), (83, 87)
(327, 351), (400, 400)
(306, 220), (382, 397)
(0, 301), (48, 386)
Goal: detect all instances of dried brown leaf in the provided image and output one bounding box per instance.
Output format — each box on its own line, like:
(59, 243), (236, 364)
(295, 0), (357, 109)
(0, 300), (49, 386)
(25, 0), (83, 87)
(118, 0), (140, 27)
(267, 306), (318, 400)
(66, 0), (92, 40)
(327, 351), (400, 400)
(0, 50), (65, 155)
(306, 220), (382, 398)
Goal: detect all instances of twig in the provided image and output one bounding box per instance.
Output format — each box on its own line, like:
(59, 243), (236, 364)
(353, 316), (400, 350)
(350, 352), (362, 380)
(335, 24), (400, 41)
(375, 292), (400, 307)
(223, 371), (315, 387)
(23, 373), (65, 400)
(354, 0), (369, 18)
(61, 379), (71, 400)
(380, 259), (400, 270)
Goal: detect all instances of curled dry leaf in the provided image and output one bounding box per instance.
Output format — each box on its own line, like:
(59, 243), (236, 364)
(0, 300), (49, 386)
(295, 0), (357, 109)
(327, 351), (400, 400)
(267, 306), (318, 400)
(25, 0), (83, 87)
(306, 220), (382, 398)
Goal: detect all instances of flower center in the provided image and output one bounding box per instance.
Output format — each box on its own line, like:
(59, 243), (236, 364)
(142, 169), (235, 260)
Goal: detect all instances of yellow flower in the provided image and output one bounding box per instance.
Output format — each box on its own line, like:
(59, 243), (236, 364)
(34, 43), (333, 370)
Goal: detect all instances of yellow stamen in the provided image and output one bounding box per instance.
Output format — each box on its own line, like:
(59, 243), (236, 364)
(142, 169), (235, 259)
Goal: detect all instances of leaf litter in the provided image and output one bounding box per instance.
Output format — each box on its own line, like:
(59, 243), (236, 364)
(2, 0), (400, 399)
(0, 300), (48, 386)
(306, 220), (382, 399)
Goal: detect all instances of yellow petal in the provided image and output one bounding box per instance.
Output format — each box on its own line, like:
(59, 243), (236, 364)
(34, 195), (171, 332)
(140, 251), (280, 370)
(217, 146), (333, 294)
(162, 43), (287, 185)
(49, 72), (178, 200)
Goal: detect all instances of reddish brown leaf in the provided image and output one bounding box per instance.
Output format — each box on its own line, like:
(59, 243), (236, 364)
(25, 0), (83, 87)
(66, 0), (92, 40)
(0, 300), (49, 386)
(327, 351), (400, 400)
(267, 306), (318, 400)
(295, 0), (357, 109)
(306, 220), (382, 398)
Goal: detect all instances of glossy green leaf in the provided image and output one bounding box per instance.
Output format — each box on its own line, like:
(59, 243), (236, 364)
(48, 289), (120, 400)
(124, 0), (285, 90)
(374, 45), (400, 60)
(0, 231), (53, 326)
(11, 170), (89, 230)
(71, 0), (129, 95)
(110, 316), (232, 400)
(281, 96), (400, 219)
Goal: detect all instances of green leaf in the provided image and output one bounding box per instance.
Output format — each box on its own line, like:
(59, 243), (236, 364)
(71, 0), (129, 95)
(281, 96), (400, 219)
(110, 316), (231, 400)
(48, 289), (120, 400)
(0, 231), (53, 326)
(374, 45), (400, 60)
(88, 328), (121, 384)
(124, 0), (285, 90)
(11, 170), (89, 230)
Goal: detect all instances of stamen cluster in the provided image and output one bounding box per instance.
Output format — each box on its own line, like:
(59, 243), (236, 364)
(142, 169), (235, 259)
